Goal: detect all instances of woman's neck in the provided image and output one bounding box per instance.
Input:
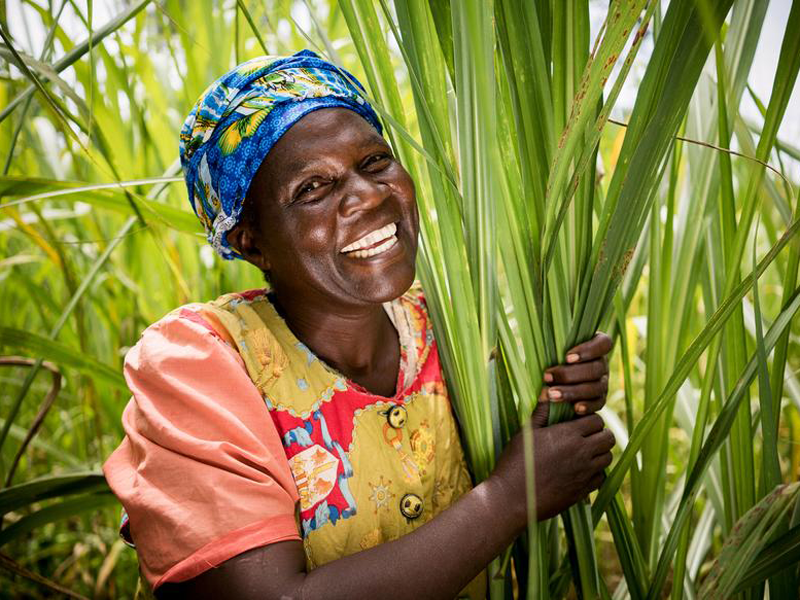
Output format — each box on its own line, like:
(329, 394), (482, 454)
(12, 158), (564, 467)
(270, 292), (400, 397)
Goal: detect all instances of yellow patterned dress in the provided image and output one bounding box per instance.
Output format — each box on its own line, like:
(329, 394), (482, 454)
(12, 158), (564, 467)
(182, 284), (486, 597)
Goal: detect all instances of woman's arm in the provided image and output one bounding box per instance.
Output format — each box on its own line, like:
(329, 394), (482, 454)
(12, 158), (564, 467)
(158, 413), (613, 600)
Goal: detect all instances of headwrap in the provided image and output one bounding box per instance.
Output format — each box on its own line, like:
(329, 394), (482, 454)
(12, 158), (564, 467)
(179, 50), (382, 259)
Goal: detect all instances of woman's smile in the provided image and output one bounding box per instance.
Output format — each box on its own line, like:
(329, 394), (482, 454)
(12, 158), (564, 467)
(333, 217), (414, 288)
(340, 221), (398, 257)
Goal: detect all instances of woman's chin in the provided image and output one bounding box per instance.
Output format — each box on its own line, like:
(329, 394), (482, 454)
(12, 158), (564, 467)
(336, 251), (416, 304)
(336, 233), (417, 302)
(351, 266), (416, 305)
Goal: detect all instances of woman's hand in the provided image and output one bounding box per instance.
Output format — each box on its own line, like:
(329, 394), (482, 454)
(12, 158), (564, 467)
(491, 332), (616, 525)
(532, 332), (613, 427)
(491, 414), (615, 524)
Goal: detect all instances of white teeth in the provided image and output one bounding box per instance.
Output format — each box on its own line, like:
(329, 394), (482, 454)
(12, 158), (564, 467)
(348, 235), (398, 259)
(341, 223), (397, 253)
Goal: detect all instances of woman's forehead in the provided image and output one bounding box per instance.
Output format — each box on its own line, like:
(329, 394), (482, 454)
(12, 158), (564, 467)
(286, 108), (384, 152)
(263, 108), (386, 172)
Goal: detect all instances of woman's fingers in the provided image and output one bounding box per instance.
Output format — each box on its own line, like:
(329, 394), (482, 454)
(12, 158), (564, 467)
(540, 333), (612, 416)
(586, 472), (606, 496)
(537, 391), (606, 415)
(544, 357), (607, 384)
(574, 413), (605, 436)
(593, 450), (613, 470)
(564, 332), (613, 364)
(587, 427), (616, 456)
(573, 397), (606, 415)
(530, 400), (550, 428)
(542, 377), (608, 403)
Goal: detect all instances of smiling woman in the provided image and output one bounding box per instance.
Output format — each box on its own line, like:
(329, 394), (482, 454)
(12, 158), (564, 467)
(102, 50), (615, 600)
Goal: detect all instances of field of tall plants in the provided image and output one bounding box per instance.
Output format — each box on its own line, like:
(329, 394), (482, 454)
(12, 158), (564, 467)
(1, 0), (799, 598)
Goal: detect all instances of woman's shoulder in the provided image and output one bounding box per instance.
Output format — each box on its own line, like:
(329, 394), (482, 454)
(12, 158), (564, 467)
(131, 288), (272, 352)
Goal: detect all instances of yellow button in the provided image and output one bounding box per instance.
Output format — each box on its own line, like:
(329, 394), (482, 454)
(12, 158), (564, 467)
(400, 493), (423, 520)
(387, 405), (408, 429)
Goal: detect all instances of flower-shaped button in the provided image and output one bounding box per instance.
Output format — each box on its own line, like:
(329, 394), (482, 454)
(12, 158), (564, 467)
(387, 405), (408, 429)
(400, 493), (423, 520)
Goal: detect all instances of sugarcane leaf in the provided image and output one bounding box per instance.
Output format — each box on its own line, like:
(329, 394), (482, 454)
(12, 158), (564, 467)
(0, 217), (137, 455)
(594, 215), (800, 518)
(698, 483), (800, 599)
(0, 417), (82, 469)
(543, 1), (657, 276)
(0, 328), (127, 390)
(751, 215), (793, 599)
(576, 0), (735, 342)
(646, 288), (800, 598)
(722, 0), (800, 291)
(607, 494), (649, 600)
(0, 492), (117, 547)
(236, 0), (269, 55)
(0, 552), (89, 599)
(665, 0), (768, 372)
(733, 523), (800, 593)
(426, 0), (453, 84)
(0, 0), (152, 124)
(0, 472), (108, 514)
(0, 176), (200, 234)
(753, 219), (782, 493)
(392, 0), (458, 178)
(544, 0), (650, 249)
(495, 0), (553, 244)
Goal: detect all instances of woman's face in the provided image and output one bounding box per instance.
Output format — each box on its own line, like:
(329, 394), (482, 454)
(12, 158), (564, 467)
(234, 108), (419, 308)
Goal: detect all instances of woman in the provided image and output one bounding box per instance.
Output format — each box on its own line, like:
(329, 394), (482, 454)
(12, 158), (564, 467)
(104, 50), (614, 600)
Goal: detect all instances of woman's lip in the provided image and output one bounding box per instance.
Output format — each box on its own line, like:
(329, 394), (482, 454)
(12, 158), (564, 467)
(340, 222), (398, 253)
(345, 233), (395, 253)
(340, 223), (406, 261)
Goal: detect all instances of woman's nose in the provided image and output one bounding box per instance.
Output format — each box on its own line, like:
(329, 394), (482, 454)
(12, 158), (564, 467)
(339, 172), (390, 217)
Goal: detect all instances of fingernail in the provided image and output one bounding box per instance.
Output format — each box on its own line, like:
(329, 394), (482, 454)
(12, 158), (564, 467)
(548, 388), (562, 400)
(566, 353), (580, 363)
(576, 404), (586, 414)
(544, 372), (554, 383)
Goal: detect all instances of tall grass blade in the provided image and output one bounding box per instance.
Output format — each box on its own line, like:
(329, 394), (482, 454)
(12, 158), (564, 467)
(0, 472), (108, 515)
(0, 0), (152, 124)
(0, 553), (89, 600)
(698, 483), (800, 599)
(0, 216), (136, 457)
(0, 492), (116, 547)
(647, 288), (800, 598)
(733, 524), (800, 593)
(595, 215), (800, 517)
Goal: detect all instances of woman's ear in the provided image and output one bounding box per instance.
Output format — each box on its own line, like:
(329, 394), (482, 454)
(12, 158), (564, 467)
(228, 223), (271, 272)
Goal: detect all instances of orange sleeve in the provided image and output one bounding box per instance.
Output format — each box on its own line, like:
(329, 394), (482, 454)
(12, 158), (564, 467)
(102, 310), (301, 590)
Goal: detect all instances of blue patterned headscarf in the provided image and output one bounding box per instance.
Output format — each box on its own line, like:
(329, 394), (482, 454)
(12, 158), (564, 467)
(179, 50), (382, 259)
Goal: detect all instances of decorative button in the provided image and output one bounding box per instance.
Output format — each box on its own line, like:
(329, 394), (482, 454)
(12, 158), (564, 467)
(387, 405), (408, 429)
(400, 493), (423, 520)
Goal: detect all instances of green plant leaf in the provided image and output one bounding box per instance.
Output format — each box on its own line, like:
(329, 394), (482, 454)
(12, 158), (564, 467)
(0, 472), (108, 514)
(0, 328), (127, 390)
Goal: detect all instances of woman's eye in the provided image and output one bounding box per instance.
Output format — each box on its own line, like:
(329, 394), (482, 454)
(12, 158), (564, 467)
(295, 180), (328, 202)
(363, 153), (392, 172)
